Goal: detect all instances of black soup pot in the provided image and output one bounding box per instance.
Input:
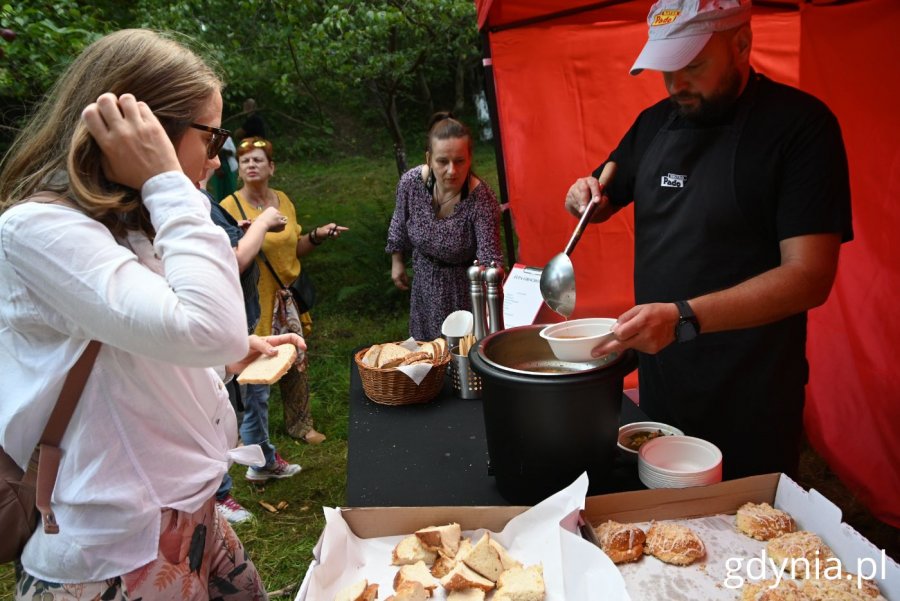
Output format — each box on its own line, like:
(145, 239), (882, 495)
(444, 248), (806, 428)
(469, 325), (637, 505)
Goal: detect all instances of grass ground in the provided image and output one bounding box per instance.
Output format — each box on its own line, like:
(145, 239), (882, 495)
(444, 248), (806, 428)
(1, 144), (897, 598)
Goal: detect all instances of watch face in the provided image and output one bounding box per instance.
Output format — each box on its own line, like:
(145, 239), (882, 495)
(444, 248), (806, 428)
(677, 319), (698, 342)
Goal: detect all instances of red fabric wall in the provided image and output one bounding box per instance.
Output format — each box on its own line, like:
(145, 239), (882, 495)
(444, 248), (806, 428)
(480, 0), (900, 525)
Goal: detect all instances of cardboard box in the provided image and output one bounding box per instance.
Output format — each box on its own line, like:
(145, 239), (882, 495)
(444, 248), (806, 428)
(338, 505), (529, 538)
(582, 473), (899, 600)
(296, 475), (628, 601)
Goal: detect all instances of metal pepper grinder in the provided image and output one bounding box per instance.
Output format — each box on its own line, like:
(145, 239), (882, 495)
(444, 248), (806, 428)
(467, 260), (488, 340)
(484, 262), (505, 335)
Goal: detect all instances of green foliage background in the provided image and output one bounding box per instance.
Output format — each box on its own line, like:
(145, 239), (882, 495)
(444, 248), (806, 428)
(0, 0), (487, 168)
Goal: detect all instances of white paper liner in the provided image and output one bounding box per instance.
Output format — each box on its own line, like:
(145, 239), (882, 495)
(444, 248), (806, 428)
(602, 513), (891, 600)
(295, 473), (630, 601)
(395, 337), (433, 385)
(612, 514), (767, 600)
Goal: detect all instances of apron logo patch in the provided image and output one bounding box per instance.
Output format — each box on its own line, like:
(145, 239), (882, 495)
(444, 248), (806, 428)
(661, 173), (687, 188)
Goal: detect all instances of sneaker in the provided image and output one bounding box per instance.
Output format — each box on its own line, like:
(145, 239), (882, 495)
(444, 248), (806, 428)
(245, 453), (302, 482)
(216, 494), (253, 524)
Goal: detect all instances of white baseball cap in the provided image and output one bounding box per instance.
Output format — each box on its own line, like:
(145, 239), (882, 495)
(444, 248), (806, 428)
(630, 0), (752, 75)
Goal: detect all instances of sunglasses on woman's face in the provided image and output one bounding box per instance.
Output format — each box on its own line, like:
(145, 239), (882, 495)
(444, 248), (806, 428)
(190, 123), (231, 160)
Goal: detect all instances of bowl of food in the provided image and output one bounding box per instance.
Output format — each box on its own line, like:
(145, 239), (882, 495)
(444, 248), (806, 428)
(539, 318), (617, 363)
(617, 421), (684, 461)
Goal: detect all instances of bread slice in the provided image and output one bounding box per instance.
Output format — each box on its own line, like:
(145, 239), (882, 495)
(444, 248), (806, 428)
(393, 561), (437, 597)
(494, 564), (545, 601)
(392, 534), (438, 566)
(440, 563), (495, 593)
(462, 533), (503, 582)
(489, 539), (522, 572)
(334, 579), (378, 601)
(416, 523), (461, 557)
(447, 589), (486, 601)
(361, 344), (382, 367)
(431, 337), (448, 360)
(237, 343), (297, 385)
(385, 581), (428, 601)
(431, 537), (473, 579)
(377, 343), (411, 368)
(455, 538), (474, 564)
(418, 341), (436, 360)
(430, 551), (456, 579)
(400, 351), (431, 366)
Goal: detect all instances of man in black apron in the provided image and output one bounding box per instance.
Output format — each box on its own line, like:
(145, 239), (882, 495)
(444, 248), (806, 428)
(564, 0), (852, 479)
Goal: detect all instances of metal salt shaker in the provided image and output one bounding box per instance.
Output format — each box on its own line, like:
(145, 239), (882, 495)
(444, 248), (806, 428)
(467, 260), (488, 340)
(484, 262), (505, 335)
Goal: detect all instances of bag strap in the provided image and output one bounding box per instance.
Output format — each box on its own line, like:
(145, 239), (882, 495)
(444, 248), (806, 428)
(28, 340), (102, 534)
(227, 193), (290, 290)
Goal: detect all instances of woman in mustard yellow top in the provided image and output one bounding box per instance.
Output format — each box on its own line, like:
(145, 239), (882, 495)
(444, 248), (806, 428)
(221, 137), (347, 469)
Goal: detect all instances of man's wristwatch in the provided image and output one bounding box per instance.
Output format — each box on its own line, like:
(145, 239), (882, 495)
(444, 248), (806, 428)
(674, 300), (700, 343)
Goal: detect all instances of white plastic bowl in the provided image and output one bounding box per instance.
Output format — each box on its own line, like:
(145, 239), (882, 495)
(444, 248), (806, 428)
(617, 421), (684, 458)
(539, 318), (617, 362)
(637, 435), (723, 489)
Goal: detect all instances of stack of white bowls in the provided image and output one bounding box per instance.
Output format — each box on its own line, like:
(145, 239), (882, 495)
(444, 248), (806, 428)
(638, 435), (723, 489)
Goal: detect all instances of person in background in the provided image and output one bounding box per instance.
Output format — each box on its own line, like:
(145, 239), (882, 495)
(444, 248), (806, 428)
(220, 136), (347, 460)
(236, 97), (267, 141)
(202, 169), (288, 524)
(0, 28), (305, 599)
(564, 0), (852, 480)
(208, 135), (239, 201)
(387, 111), (503, 340)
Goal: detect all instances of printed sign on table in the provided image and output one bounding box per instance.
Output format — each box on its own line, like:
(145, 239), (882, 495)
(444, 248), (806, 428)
(503, 263), (544, 329)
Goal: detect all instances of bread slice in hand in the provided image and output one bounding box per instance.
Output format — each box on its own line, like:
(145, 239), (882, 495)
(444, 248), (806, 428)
(333, 579), (378, 601)
(237, 343), (297, 385)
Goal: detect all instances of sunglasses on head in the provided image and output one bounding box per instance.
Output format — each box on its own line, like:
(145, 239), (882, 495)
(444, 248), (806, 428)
(190, 123), (231, 160)
(239, 139), (269, 150)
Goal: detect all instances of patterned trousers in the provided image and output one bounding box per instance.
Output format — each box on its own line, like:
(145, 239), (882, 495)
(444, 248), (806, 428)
(15, 497), (267, 600)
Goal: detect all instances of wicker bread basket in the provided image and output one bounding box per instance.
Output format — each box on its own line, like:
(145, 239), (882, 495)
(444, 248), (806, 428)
(354, 343), (450, 406)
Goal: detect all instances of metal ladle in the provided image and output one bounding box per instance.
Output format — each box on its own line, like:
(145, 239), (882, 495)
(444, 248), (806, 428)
(540, 162), (616, 318)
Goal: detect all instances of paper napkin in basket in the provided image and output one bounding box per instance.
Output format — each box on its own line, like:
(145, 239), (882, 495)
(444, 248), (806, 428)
(395, 337), (433, 385)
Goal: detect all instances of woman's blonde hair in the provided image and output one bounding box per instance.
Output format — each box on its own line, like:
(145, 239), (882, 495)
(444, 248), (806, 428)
(0, 29), (222, 236)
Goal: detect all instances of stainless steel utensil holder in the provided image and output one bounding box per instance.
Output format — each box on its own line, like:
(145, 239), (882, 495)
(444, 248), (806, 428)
(450, 345), (482, 399)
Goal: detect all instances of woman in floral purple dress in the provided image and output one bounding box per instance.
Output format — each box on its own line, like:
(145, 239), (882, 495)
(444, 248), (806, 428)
(387, 112), (503, 340)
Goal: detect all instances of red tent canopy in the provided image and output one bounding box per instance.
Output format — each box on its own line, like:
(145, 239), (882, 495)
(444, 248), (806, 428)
(477, 0), (900, 526)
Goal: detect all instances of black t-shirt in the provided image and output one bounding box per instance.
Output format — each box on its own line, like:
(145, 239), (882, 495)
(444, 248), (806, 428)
(595, 72), (853, 245)
(241, 113), (267, 140)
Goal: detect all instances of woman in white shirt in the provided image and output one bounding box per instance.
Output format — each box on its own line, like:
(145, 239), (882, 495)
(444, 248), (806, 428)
(0, 29), (299, 600)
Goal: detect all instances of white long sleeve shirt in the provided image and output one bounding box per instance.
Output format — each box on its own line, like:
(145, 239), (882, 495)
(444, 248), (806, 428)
(0, 172), (252, 581)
